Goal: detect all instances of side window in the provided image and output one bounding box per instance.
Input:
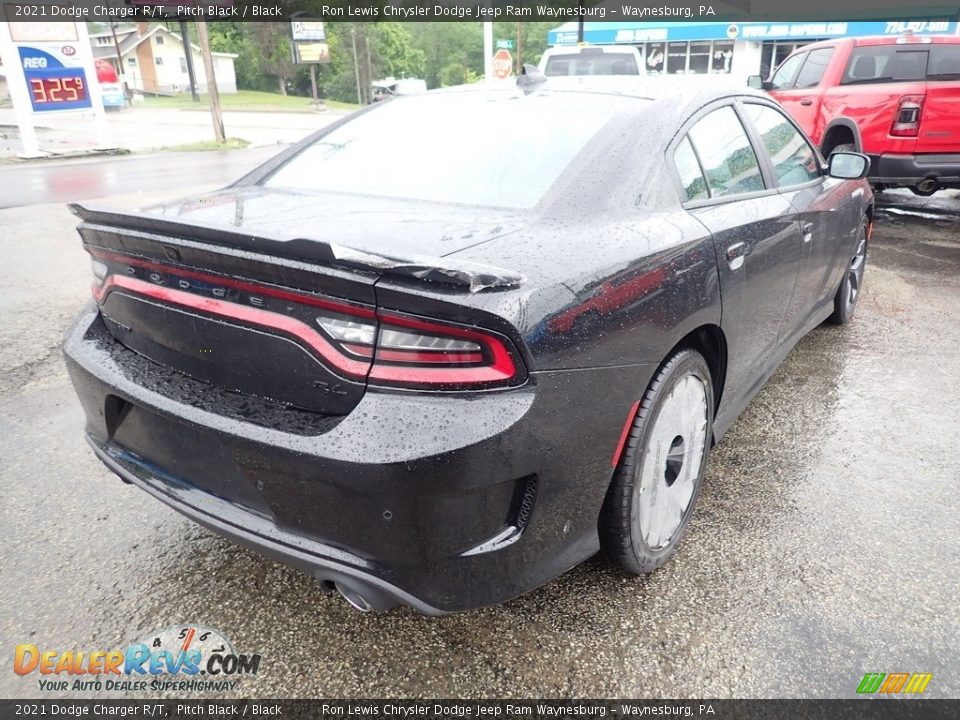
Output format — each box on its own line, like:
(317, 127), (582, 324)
(770, 52), (806, 89)
(742, 104), (821, 187)
(673, 136), (708, 201)
(793, 48), (834, 89)
(687, 107), (765, 198)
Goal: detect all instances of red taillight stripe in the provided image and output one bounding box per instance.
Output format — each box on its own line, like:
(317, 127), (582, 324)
(92, 253), (522, 388)
(96, 275), (372, 379)
(611, 400), (641, 468)
(88, 247), (376, 319)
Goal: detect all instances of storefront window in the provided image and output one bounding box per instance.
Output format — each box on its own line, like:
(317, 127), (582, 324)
(645, 42), (665, 73)
(712, 41), (734, 74)
(688, 41), (712, 74)
(667, 42), (688, 74)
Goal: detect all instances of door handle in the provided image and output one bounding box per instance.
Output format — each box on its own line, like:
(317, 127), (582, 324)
(800, 99), (813, 106)
(726, 241), (747, 270)
(802, 222), (814, 242)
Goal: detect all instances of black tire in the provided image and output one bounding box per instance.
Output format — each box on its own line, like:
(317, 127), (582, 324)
(828, 141), (857, 156)
(826, 221), (868, 325)
(600, 349), (714, 575)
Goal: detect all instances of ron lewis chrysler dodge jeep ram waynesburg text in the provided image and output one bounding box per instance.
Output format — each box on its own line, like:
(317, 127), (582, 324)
(64, 76), (874, 613)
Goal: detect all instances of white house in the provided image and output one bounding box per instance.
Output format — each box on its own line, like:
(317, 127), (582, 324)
(90, 23), (237, 95)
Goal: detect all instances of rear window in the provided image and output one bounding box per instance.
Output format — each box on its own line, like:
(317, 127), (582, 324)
(544, 53), (640, 77)
(264, 93), (634, 209)
(929, 45), (960, 80)
(841, 44), (960, 84)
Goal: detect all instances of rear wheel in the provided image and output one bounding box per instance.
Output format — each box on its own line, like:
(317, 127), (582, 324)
(826, 141), (856, 156)
(600, 349), (714, 574)
(827, 222), (868, 325)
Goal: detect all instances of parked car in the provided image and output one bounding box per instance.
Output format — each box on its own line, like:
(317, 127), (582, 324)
(64, 78), (873, 614)
(750, 33), (960, 196)
(538, 45), (644, 76)
(371, 77), (428, 103)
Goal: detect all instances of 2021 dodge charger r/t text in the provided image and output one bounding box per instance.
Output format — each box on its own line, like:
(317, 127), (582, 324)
(63, 77), (873, 613)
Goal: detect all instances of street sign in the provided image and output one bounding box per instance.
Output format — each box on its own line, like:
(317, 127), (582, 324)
(294, 42), (330, 64)
(492, 49), (513, 79)
(291, 20), (326, 42)
(496, 39), (515, 50)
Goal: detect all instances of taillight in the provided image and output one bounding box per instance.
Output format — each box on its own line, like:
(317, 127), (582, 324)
(88, 248), (523, 391)
(316, 309), (520, 389)
(891, 95), (924, 137)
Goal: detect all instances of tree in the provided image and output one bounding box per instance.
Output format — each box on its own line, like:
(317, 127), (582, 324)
(248, 23), (297, 95)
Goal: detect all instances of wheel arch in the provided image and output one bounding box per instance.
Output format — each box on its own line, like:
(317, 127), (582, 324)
(821, 118), (862, 154)
(670, 324), (727, 429)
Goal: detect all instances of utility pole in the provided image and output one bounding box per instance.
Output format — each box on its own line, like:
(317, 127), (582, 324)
(577, 17), (584, 43)
(195, 21), (225, 143)
(109, 22), (126, 98)
(483, 22), (493, 80)
(179, 20), (199, 102)
(516, 22), (524, 73)
(351, 28), (362, 104)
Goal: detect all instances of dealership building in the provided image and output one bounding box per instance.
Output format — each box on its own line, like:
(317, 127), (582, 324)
(547, 20), (959, 79)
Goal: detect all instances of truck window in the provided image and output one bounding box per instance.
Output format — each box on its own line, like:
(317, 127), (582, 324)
(770, 52), (806, 90)
(793, 48), (835, 89)
(928, 45), (960, 80)
(841, 47), (927, 84)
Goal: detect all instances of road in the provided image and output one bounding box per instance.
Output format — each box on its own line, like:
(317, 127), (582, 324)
(0, 146), (285, 209)
(0, 105), (343, 159)
(0, 173), (958, 698)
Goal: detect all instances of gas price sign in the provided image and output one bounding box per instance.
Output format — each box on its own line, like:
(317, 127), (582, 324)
(19, 45), (92, 111)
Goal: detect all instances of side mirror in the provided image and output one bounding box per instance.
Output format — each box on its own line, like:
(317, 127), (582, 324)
(747, 75), (764, 90)
(828, 151), (871, 180)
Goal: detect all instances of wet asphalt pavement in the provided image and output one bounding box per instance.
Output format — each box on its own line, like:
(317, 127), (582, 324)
(0, 169), (958, 698)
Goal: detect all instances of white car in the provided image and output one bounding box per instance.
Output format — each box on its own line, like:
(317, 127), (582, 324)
(538, 45), (644, 77)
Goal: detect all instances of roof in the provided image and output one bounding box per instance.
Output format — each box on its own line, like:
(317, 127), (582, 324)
(90, 25), (237, 61)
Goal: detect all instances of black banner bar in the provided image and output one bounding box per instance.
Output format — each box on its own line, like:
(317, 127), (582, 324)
(2, 0), (960, 23)
(3, 700), (960, 720)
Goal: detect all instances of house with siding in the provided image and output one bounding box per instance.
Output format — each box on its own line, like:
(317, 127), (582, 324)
(90, 23), (238, 95)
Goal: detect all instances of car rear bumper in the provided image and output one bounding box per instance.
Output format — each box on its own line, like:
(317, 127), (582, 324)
(869, 153), (960, 186)
(64, 306), (650, 613)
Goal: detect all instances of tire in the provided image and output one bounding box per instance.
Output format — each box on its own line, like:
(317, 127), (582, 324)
(600, 349), (714, 575)
(828, 141), (856, 156)
(826, 221), (868, 325)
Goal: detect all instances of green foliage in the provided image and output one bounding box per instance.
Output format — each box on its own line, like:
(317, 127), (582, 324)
(187, 21), (561, 103)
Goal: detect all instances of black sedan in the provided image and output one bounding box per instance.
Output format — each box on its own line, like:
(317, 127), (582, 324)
(64, 77), (873, 613)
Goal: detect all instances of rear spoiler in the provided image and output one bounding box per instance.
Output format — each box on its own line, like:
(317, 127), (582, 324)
(69, 203), (524, 293)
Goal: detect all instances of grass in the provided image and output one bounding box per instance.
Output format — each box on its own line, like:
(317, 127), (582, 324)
(159, 137), (251, 152)
(141, 90), (361, 113)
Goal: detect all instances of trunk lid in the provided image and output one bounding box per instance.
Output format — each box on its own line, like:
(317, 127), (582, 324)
(72, 188), (526, 416)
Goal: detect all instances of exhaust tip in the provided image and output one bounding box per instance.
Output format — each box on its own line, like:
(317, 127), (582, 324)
(335, 582), (373, 612)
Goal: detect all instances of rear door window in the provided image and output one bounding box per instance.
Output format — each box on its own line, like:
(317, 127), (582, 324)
(687, 106), (765, 198)
(793, 48), (835, 89)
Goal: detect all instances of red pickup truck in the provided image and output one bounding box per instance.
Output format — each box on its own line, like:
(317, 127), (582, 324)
(752, 34), (960, 196)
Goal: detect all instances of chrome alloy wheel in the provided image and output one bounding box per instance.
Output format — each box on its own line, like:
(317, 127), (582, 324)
(635, 374), (709, 550)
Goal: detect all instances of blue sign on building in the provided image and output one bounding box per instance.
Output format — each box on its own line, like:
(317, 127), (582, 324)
(548, 20), (958, 46)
